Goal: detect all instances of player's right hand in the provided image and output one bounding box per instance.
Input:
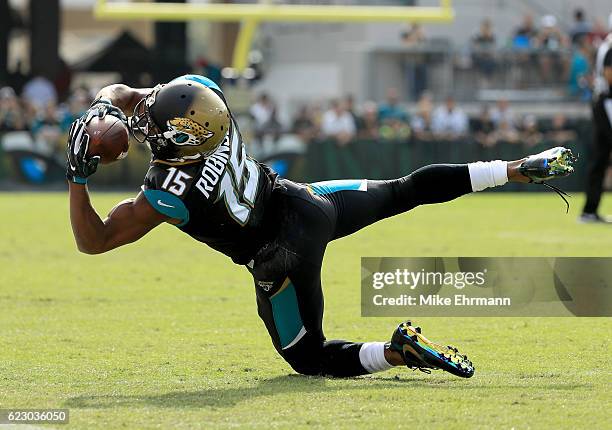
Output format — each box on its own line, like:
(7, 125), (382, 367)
(66, 119), (100, 185)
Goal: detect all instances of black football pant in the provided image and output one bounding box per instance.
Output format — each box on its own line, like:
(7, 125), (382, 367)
(247, 164), (473, 376)
(582, 97), (612, 215)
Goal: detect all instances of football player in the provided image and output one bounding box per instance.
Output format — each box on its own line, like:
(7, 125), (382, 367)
(67, 75), (575, 378)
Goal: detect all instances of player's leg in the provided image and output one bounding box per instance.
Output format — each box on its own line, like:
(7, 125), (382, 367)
(252, 257), (371, 377)
(250, 180), (477, 377)
(581, 127), (612, 221)
(252, 261), (474, 377)
(249, 184), (396, 377)
(311, 147), (575, 239)
(249, 188), (371, 377)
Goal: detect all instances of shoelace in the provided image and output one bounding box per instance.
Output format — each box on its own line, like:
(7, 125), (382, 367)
(540, 182), (571, 213)
(400, 354), (433, 374)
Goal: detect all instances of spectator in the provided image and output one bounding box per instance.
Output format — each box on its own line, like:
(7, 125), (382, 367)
(22, 76), (57, 111)
(431, 96), (468, 137)
(511, 14), (539, 87)
(0, 86), (27, 131)
(590, 18), (609, 46)
(321, 99), (356, 145)
(250, 93), (285, 149)
(472, 104), (496, 147)
(512, 13), (538, 49)
(411, 92), (433, 138)
(490, 98), (516, 130)
(379, 119), (410, 141)
(547, 113), (577, 143)
(357, 101), (380, 140)
(568, 35), (593, 100)
(492, 119), (521, 144)
(291, 105), (316, 141)
(471, 18), (497, 84)
(401, 24), (428, 98)
(250, 93), (274, 135)
(521, 114), (543, 147)
(344, 94), (362, 130)
(260, 106), (283, 142)
(309, 102), (324, 136)
(59, 89), (90, 133)
(378, 88), (409, 123)
(536, 16), (569, 50)
(535, 15), (570, 84)
(31, 102), (62, 153)
(193, 56), (222, 86)
(569, 8), (592, 45)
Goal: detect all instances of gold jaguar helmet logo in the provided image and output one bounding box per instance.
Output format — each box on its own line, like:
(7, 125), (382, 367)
(133, 78), (230, 160)
(164, 117), (214, 146)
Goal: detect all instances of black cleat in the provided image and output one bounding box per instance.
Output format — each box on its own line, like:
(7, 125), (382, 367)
(518, 147), (577, 213)
(519, 146), (576, 182)
(388, 321), (475, 378)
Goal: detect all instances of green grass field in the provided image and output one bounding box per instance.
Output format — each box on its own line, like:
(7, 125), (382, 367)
(1, 192), (611, 429)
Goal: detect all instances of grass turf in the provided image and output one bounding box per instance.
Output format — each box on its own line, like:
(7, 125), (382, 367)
(0, 192), (611, 429)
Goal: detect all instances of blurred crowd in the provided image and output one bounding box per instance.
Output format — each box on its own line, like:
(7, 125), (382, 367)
(469, 8), (610, 99)
(247, 8), (607, 148)
(249, 89), (578, 148)
(0, 79), (583, 161)
(0, 76), (93, 154)
(4, 4), (603, 160)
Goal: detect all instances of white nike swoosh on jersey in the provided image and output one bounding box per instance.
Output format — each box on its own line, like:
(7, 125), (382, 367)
(157, 200), (175, 208)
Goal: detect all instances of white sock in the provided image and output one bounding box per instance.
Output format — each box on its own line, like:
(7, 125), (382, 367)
(468, 160), (508, 192)
(359, 342), (394, 373)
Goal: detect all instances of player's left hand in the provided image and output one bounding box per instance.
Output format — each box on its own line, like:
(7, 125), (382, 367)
(66, 119), (100, 185)
(82, 98), (128, 125)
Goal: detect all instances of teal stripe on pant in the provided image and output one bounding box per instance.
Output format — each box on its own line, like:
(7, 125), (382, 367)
(270, 281), (304, 349)
(309, 179), (366, 196)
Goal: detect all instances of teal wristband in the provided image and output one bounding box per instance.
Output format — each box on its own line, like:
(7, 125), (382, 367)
(72, 176), (87, 185)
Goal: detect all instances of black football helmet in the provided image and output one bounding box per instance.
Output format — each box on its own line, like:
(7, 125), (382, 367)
(130, 78), (230, 161)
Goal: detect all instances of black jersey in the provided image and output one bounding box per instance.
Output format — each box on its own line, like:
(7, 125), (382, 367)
(142, 117), (278, 264)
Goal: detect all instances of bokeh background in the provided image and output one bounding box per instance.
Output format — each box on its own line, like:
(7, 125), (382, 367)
(0, 0), (610, 191)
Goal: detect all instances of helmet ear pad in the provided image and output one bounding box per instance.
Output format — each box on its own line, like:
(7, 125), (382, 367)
(148, 81), (230, 159)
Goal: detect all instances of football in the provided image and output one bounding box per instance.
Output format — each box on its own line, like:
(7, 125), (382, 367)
(85, 115), (130, 164)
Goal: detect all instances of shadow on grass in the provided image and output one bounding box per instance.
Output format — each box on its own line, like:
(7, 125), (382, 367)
(64, 374), (590, 409)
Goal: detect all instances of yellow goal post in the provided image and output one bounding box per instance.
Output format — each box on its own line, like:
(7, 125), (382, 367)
(94, 0), (455, 72)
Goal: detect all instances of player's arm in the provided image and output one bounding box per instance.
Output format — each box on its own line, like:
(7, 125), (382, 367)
(69, 185), (172, 254)
(94, 84), (152, 116)
(65, 109), (181, 254)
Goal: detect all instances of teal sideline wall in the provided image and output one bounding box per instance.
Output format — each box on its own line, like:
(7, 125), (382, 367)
(0, 121), (591, 191)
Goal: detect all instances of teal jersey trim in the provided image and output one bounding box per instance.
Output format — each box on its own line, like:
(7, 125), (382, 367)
(142, 188), (190, 227)
(171, 74), (222, 94)
(309, 179), (367, 196)
(270, 282), (304, 349)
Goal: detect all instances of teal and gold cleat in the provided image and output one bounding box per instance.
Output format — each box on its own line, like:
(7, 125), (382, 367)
(388, 321), (475, 378)
(519, 147), (577, 212)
